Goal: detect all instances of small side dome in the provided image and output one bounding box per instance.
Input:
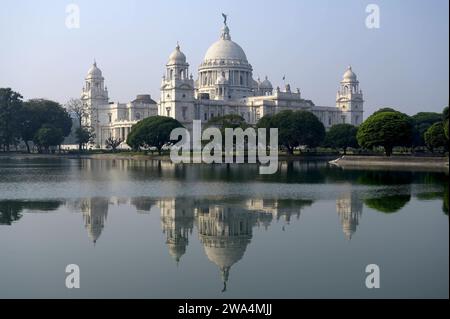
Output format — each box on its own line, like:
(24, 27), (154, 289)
(168, 43), (186, 65)
(87, 61), (102, 78)
(260, 76), (273, 89)
(343, 66), (357, 81)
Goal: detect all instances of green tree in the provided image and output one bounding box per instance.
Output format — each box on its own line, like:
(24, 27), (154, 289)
(357, 111), (413, 156)
(257, 110), (325, 154)
(19, 102), (41, 153)
(424, 122), (447, 152)
(444, 119), (449, 141)
(443, 106), (449, 141)
(126, 116), (183, 154)
(75, 127), (95, 151)
(21, 99), (72, 152)
(207, 114), (248, 130)
(33, 125), (64, 153)
(207, 114), (249, 148)
(323, 124), (358, 154)
(411, 112), (443, 147)
(443, 106), (449, 120)
(0, 88), (23, 151)
(373, 107), (397, 115)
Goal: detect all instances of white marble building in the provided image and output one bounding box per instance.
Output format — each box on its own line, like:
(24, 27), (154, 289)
(82, 17), (363, 148)
(159, 17), (364, 131)
(81, 62), (158, 147)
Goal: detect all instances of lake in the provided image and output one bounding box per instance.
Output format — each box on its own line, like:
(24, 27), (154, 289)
(0, 157), (448, 298)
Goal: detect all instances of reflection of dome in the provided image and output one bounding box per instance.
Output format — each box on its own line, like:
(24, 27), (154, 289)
(197, 208), (252, 292)
(204, 241), (248, 270)
(168, 44), (186, 65)
(87, 61), (102, 78)
(343, 66), (357, 81)
(336, 193), (362, 240)
(204, 36), (248, 63)
(81, 198), (109, 244)
(159, 199), (195, 264)
(167, 242), (187, 262)
(342, 218), (357, 240)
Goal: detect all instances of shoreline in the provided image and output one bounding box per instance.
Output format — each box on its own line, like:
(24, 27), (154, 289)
(0, 152), (339, 162)
(330, 155), (449, 171)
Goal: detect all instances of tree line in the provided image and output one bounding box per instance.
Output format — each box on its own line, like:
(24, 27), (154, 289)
(2, 87), (448, 156)
(125, 107), (449, 157)
(0, 88), (95, 153)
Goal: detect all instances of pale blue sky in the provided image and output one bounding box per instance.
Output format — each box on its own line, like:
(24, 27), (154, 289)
(0, 0), (448, 116)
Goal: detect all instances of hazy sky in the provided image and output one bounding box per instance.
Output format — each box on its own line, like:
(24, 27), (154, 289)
(0, 0), (448, 117)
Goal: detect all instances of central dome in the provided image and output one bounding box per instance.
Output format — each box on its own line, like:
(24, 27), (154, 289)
(204, 39), (248, 63)
(203, 26), (248, 63)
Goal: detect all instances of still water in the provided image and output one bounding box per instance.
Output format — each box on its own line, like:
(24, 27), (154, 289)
(0, 157), (448, 298)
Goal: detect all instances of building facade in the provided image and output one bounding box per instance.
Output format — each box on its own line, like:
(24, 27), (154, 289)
(81, 62), (158, 148)
(159, 17), (364, 132)
(82, 17), (364, 147)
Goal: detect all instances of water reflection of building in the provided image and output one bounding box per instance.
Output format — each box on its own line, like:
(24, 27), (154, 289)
(158, 199), (195, 263)
(196, 205), (253, 292)
(245, 199), (308, 225)
(80, 198), (109, 244)
(131, 197), (156, 213)
(336, 192), (363, 240)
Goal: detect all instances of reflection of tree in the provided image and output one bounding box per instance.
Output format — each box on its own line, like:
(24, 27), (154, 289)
(0, 200), (61, 225)
(357, 171), (413, 185)
(365, 195), (411, 213)
(0, 201), (23, 225)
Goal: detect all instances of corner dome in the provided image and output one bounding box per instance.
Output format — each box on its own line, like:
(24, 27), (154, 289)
(260, 76), (273, 89)
(87, 61), (102, 78)
(168, 44), (186, 65)
(343, 66), (357, 81)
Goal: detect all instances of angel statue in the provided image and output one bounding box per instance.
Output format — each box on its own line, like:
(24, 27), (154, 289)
(222, 13), (228, 26)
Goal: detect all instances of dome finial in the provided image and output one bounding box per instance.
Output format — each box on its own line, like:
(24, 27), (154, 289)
(176, 41), (180, 50)
(93, 58), (97, 67)
(222, 13), (228, 26)
(220, 14), (231, 40)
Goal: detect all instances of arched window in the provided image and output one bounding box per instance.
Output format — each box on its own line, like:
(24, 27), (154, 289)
(240, 76), (243, 85)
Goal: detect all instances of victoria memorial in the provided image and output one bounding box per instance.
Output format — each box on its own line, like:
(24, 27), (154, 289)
(80, 16), (364, 148)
